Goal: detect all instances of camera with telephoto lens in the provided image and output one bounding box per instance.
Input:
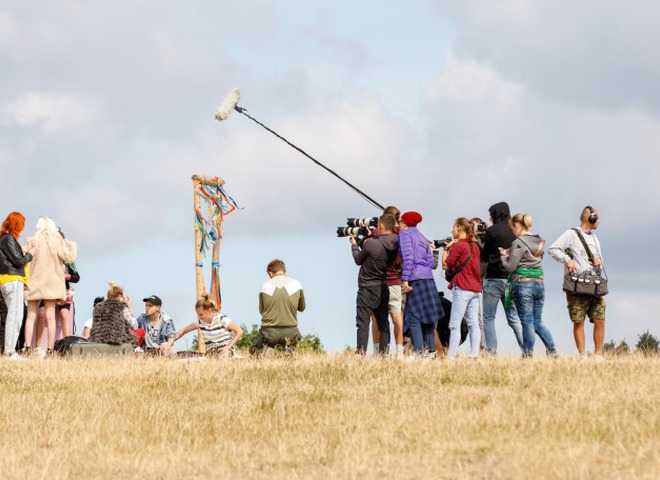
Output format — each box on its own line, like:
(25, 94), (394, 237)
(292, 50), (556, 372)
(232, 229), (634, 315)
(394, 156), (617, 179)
(345, 217), (379, 228)
(336, 217), (378, 246)
(432, 237), (454, 249)
(336, 226), (372, 237)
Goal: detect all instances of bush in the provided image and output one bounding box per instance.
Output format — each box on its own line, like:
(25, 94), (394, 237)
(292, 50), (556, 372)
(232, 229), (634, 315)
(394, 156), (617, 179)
(603, 339), (630, 356)
(236, 323), (324, 353)
(636, 330), (659, 356)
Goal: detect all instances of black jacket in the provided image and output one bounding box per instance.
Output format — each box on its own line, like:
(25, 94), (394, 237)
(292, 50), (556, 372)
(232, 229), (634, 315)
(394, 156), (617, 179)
(0, 233), (32, 276)
(480, 202), (516, 279)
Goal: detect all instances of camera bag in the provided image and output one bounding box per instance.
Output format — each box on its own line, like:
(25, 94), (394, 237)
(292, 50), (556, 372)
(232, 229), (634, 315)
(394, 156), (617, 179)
(562, 229), (608, 296)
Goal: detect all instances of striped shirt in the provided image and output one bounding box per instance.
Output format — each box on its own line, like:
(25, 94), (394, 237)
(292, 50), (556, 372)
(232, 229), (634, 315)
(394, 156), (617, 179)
(196, 313), (234, 350)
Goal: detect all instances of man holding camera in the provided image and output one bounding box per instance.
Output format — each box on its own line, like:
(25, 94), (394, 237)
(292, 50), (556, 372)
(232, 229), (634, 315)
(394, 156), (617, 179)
(350, 214), (399, 355)
(480, 202), (524, 354)
(549, 206), (606, 357)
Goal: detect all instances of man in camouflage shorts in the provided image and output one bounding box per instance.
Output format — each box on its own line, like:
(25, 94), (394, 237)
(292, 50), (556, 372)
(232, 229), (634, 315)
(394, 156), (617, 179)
(549, 206), (606, 357)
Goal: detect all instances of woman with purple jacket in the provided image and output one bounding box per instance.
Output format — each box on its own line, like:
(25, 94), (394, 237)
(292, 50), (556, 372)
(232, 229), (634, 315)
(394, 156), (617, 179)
(399, 211), (443, 356)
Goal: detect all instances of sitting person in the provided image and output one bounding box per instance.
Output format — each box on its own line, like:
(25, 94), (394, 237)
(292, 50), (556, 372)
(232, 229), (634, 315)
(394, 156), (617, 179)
(136, 295), (176, 355)
(82, 296), (105, 338)
(172, 293), (243, 356)
(89, 282), (137, 345)
(251, 259), (305, 354)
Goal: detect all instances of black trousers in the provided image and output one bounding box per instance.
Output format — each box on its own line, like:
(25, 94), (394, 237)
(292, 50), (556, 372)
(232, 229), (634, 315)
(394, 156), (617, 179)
(355, 284), (390, 354)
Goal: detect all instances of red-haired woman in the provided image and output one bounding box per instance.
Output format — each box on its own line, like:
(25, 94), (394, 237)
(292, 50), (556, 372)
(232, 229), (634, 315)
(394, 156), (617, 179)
(0, 212), (33, 359)
(24, 216), (77, 354)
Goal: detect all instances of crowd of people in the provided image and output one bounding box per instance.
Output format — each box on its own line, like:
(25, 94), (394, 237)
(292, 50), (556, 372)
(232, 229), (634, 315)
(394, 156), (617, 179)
(0, 203), (607, 360)
(0, 212), (307, 359)
(348, 202), (607, 359)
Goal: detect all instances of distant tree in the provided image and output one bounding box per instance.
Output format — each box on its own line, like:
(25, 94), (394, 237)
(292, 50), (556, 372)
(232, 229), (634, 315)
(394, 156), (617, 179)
(236, 323), (324, 353)
(603, 340), (616, 353)
(615, 340), (630, 355)
(636, 330), (659, 356)
(604, 339), (630, 356)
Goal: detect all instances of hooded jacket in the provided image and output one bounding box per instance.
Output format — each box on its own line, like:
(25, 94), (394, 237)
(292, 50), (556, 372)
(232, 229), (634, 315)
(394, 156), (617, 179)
(480, 202), (516, 279)
(501, 234), (545, 284)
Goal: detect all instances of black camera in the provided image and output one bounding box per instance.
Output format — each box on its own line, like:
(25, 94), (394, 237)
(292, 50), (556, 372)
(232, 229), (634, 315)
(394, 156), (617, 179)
(476, 222), (487, 234)
(432, 237), (453, 249)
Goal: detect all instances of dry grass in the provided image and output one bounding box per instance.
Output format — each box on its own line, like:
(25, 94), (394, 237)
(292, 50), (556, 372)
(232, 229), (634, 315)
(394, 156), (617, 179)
(0, 353), (658, 480)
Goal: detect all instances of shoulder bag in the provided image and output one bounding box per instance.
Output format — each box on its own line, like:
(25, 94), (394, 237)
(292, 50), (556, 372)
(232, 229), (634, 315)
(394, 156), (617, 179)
(562, 229), (608, 296)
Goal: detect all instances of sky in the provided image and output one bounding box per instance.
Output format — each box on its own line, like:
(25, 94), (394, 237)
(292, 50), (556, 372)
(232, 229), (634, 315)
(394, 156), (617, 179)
(1, 0), (658, 354)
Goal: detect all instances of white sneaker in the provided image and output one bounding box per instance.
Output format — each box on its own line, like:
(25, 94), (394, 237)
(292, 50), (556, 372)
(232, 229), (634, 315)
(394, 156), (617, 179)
(8, 352), (27, 361)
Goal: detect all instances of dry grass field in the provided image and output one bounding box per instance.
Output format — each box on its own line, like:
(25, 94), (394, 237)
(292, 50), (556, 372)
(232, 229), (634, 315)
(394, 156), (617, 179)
(0, 353), (658, 480)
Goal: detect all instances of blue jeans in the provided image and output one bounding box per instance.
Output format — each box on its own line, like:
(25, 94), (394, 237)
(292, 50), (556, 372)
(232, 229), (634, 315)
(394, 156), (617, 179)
(1, 280), (24, 355)
(448, 287), (481, 358)
(482, 278), (523, 353)
(513, 281), (556, 356)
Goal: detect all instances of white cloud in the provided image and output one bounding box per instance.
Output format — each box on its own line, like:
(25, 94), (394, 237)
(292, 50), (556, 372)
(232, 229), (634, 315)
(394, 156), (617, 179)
(3, 92), (101, 136)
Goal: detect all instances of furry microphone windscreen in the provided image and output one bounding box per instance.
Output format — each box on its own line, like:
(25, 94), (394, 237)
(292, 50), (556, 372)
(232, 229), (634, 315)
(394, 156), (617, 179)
(215, 88), (241, 121)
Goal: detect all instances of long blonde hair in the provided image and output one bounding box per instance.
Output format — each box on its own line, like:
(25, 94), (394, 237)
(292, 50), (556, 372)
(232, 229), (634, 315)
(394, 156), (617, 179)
(27, 216), (61, 254)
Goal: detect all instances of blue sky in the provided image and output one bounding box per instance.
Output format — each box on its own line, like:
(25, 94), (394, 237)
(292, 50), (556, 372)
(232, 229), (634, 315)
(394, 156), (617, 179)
(1, 1), (658, 354)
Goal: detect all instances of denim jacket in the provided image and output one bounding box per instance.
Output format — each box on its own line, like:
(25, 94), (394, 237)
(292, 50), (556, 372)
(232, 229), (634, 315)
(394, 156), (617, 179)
(136, 311), (176, 344)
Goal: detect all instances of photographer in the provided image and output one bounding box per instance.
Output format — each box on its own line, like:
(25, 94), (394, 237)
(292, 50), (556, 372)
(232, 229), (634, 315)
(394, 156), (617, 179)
(480, 202), (524, 354)
(398, 211), (443, 357)
(350, 214), (398, 355)
(442, 218), (482, 359)
(470, 217), (488, 351)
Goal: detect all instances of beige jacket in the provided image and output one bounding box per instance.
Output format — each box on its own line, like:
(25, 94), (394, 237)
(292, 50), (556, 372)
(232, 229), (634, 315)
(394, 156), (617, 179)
(24, 236), (77, 301)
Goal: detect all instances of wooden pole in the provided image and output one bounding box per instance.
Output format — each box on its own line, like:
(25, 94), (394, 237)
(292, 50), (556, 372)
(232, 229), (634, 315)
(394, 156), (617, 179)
(191, 174), (226, 355)
(192, 176), (207, 354)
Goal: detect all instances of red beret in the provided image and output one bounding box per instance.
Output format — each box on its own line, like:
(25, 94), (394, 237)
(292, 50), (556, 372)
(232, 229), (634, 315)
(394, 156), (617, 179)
(400, 211), (422, 227)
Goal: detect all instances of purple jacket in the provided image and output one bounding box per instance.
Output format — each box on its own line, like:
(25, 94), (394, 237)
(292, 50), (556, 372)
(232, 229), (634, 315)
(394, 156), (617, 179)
(399, 227), (435, 282)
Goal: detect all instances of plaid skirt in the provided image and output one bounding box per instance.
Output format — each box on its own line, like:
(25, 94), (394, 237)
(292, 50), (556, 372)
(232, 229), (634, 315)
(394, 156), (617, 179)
(404, 278), (444, 327)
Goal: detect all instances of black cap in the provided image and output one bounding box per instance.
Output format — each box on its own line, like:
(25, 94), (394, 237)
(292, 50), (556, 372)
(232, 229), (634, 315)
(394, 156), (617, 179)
(142, 295), (162, 306)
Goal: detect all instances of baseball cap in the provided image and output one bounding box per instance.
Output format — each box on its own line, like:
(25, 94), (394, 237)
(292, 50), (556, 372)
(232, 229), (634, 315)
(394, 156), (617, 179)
(142, 295), (162, 306)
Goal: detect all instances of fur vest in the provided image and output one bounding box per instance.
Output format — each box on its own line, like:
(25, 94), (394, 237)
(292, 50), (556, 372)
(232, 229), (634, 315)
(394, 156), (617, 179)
(89, 299), (137, 345)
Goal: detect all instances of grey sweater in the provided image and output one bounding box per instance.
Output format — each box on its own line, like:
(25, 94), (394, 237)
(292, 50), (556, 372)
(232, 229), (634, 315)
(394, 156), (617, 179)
(500, 234), (545, 283)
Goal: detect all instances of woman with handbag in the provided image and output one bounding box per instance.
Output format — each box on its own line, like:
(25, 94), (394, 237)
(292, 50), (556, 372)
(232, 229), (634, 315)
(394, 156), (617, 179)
(499, 214), (557, 357)
(34, 229), (80, 348)
(442, 218), (482, 359)
(23, 216), (77, 354)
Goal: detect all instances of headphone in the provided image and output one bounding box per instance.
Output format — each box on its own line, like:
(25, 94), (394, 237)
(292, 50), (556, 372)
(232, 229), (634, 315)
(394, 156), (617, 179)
(585, 205), (598, 224)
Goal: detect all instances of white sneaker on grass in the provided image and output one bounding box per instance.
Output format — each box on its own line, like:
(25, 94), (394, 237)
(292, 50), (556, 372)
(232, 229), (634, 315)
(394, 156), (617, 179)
(7, 352), (27, 361)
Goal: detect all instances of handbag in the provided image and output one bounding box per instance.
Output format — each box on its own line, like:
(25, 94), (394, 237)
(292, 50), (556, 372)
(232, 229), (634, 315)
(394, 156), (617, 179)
(445, 243), (473, 283)
(57, 286), (75, 307)
(562, 229), (608, 296)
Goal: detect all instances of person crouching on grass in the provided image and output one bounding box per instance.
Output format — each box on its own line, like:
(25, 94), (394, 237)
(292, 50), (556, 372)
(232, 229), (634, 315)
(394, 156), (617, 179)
(171, 294), (243, 356)
(135, 295), (176, 355)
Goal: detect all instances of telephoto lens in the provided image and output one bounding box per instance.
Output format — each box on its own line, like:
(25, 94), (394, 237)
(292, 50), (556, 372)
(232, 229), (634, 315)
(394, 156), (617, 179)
(346, 217), (378, 228)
